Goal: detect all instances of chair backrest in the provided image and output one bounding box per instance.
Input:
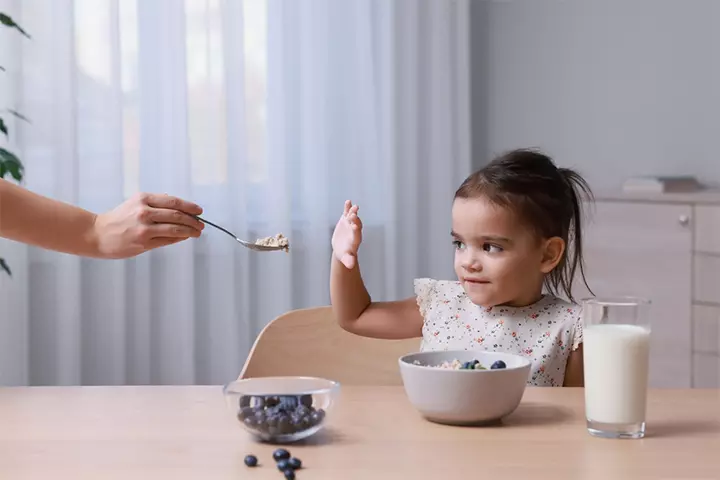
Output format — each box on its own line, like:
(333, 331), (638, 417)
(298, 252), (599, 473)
(238, 306), (419, 386)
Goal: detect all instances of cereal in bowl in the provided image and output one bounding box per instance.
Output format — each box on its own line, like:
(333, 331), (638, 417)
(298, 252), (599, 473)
(414, 358), (507, 370)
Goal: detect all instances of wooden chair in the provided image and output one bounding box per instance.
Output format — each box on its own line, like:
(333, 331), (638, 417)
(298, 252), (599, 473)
(238, 306), (419, 386)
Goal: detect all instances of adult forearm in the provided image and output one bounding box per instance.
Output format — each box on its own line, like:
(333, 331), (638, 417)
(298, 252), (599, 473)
(0, 179), (100, 257)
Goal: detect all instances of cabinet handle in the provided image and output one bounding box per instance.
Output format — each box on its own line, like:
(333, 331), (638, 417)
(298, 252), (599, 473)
(679, 215), (690, 226)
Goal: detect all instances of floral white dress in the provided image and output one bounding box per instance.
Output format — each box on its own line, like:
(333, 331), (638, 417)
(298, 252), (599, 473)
(414, 278), (583, 387)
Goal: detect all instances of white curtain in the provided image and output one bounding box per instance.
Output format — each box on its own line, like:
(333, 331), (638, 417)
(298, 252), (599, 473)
(0, 0), (471, 386)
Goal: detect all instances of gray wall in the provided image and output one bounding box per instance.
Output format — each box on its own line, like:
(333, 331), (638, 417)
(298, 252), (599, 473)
(471, 0), (720, 191)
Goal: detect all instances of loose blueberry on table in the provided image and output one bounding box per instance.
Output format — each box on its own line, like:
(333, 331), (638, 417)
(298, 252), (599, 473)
(243, 449), (304, 476)
(276, 449), (303, 478)
(272, 448), (291, 461)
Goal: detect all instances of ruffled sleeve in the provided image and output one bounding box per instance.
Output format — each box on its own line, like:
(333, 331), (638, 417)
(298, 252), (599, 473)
(571, 308), (584, 351)
(413, 278), (438, 319)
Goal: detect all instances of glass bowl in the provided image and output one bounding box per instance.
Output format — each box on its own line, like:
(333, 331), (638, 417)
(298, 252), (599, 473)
(222, 376), (340, 443)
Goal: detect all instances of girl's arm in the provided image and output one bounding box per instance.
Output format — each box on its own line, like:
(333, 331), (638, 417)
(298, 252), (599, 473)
(330, 255), (422, 339)
(563, 344), (584, 386)
(329, 201), (423, 339)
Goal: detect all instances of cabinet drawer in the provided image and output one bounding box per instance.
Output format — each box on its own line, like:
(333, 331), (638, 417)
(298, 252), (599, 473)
(692, 305), (720, 355)
(582, 202), (693, 253)
(694, 206), (720, 254)
(694, 254), (720, 304)
(693, 353), (720, 388)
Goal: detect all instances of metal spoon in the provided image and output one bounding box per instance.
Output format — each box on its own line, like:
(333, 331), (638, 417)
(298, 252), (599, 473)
(195, 216), (289, 252)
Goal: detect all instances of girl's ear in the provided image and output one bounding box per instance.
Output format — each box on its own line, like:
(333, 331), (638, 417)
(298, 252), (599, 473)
(540, 237), (565, 273)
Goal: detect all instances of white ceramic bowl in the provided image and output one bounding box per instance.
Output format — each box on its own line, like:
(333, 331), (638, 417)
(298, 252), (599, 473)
(399, 350), (531, 425)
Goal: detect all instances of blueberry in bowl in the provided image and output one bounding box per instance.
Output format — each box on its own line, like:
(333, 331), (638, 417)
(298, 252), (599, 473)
(223, 376), (340, 444)
(491, 360), (507, 369)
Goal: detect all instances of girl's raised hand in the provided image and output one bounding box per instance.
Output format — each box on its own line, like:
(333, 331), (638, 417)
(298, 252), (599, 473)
(331, 200), (363, 269)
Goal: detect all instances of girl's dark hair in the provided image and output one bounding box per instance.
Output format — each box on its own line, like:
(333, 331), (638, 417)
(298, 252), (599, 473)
(454, 148), (594, 302)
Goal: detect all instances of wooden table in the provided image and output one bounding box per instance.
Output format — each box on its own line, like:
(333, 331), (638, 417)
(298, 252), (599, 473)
(0, 386), (718, 479)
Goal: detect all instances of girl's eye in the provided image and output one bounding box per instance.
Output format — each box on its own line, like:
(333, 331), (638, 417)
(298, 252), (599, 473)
(452, 240), (465, 250)
(483, 243), (503, 253)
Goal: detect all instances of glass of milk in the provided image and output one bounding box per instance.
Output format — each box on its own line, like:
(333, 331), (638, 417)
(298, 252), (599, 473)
(582, 297), (651, 439)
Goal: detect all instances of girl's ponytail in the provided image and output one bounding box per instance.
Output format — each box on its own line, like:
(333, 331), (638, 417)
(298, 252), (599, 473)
(556, 167), (594, 301)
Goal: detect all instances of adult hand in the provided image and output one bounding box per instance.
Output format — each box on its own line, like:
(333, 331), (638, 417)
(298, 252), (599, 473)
(93, 192), (205, 259)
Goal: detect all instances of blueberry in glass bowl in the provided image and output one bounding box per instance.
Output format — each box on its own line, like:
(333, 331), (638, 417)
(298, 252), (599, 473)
(223, 376), (340, 443)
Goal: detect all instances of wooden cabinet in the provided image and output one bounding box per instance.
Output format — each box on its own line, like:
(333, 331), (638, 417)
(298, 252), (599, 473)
(573, 201), (692, 388)
(572, 193), (720, 388)
(691, 204), (720, 388)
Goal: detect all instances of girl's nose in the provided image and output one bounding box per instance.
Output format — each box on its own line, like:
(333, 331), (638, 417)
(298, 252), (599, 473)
(462, 256), (482, 273)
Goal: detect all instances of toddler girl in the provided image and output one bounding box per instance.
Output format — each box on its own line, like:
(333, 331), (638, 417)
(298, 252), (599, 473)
(329, 149), (593, 387)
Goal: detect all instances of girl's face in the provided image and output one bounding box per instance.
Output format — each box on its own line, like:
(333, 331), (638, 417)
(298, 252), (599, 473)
(451, 196), (564, 308)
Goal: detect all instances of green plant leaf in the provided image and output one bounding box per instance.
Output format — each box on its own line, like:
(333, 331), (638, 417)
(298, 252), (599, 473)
(0, 13), (30, 38)
(0, 147), (24, 181)
(0, 116), (6, 137)
(6, 109), (29, 123)
(0, 258), (11, 276)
